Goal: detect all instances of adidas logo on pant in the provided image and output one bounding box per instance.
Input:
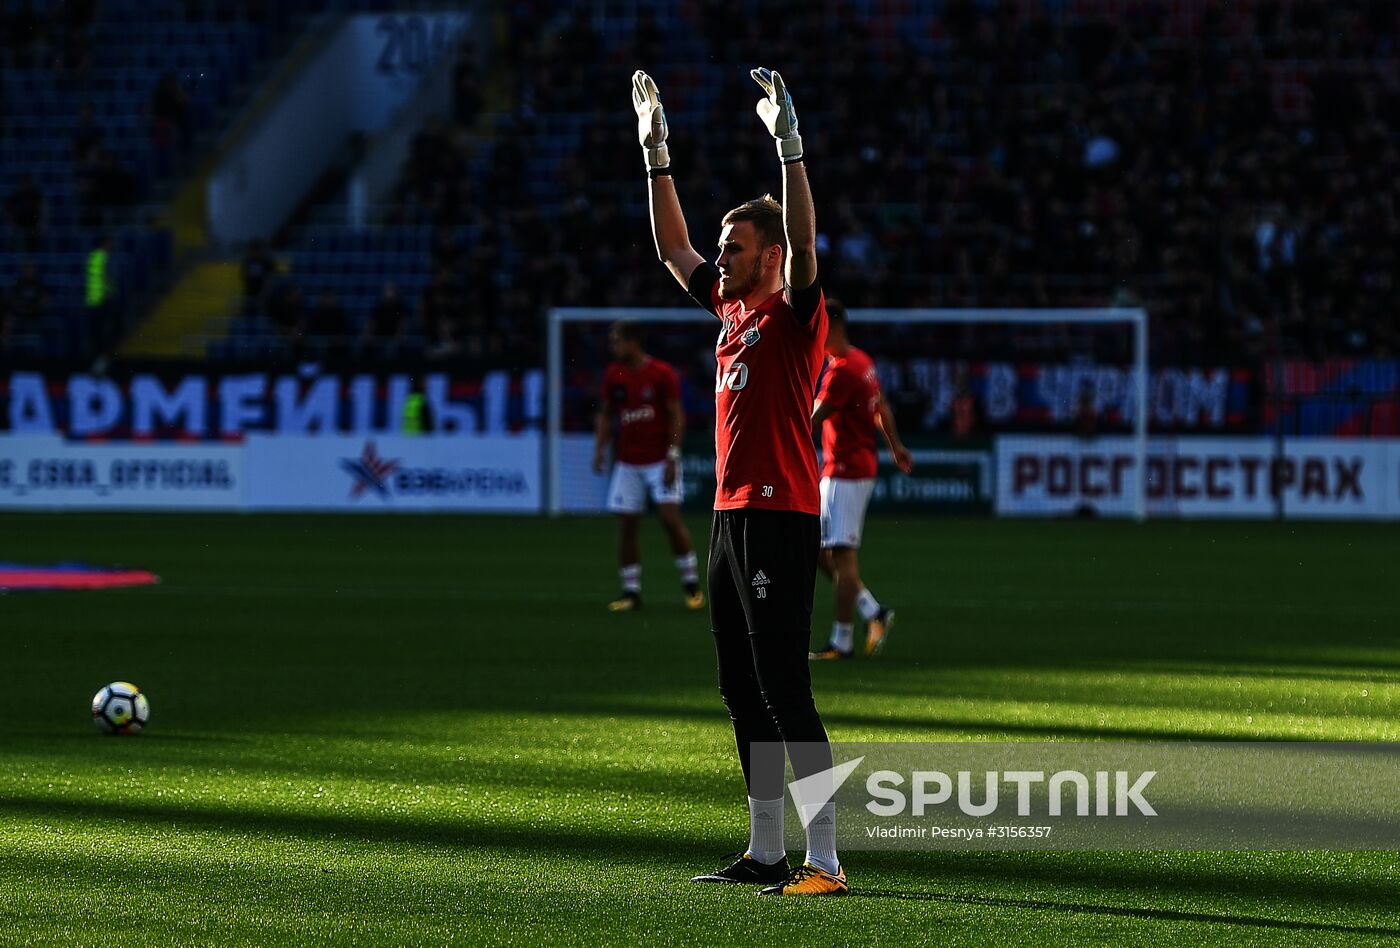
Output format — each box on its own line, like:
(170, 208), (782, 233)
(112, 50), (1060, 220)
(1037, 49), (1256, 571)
(751, 570), (770, 587)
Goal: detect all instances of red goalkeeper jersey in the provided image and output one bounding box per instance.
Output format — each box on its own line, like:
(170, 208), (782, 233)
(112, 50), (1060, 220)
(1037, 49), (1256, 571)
(816, 345), (881, 480)
(687, 263), (827, 515)
(603, 356), (679, 465)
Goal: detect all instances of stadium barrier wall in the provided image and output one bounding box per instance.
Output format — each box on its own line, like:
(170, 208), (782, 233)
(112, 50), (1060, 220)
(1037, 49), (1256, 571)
(0, 434), (538, 512)
(244, 434), (539, 511)
(555, 433), (994, 516)
(0, 435), (245, 509)
(4, 431), (1396, 519)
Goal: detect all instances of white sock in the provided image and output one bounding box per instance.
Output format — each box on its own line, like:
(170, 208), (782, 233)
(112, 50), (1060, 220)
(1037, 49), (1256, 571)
(830, 621), (854, 653)
(746, 796), (785, 865)
(675, 551), (698, 585)
(855, 587), (881, 621)
(620, 564), (641, 594)
(801, 802), (839, 875)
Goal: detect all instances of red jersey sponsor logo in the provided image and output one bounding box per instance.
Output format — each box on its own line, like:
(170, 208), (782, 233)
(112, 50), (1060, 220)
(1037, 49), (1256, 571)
(817, 346), (881, 480)
(709, 282), (827, 514)
(604, 357), (679, 465)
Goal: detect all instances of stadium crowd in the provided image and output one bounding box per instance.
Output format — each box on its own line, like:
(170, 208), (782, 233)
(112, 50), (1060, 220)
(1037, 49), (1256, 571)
(365, 0), (1399, 369)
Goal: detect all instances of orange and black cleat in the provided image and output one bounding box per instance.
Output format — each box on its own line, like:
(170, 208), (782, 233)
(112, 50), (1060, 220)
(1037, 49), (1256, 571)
(757, 862), (848, 896)
(608, 591), (642, 612)
(864, 607), (895, 657)
(684, 583), (705, 610)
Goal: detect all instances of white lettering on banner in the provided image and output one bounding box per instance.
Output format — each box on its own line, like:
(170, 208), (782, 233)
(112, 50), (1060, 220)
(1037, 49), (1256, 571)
(69, 376), (122, 436)
(7, 372), (53, 432)
(386, 375), (411, 433)
(995, 436), (1398, 520)
(394, 468), (527, 495)
(220, 374), (267, 435)
(0, 370), (545, 437)
(903, 360), (1233, 429)
(131, 376), (206, 436)
(426, 373), (477, 432)
(0, 436), (244, 509)
(983, 363), (1018, 422)
(483, 371), (508, 432)
(275, 376), (338, 433)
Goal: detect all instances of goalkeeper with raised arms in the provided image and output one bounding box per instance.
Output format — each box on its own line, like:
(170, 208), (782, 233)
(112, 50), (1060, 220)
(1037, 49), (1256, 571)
(632, 68), (846, 896)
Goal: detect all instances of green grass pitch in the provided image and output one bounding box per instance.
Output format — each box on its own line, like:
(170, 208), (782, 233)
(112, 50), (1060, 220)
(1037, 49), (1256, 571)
(2, 512), (1399, 945)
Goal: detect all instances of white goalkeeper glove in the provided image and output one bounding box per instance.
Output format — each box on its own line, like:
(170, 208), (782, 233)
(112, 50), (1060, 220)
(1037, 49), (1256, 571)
(750, 66), (802, 163)
(631, 70), (670, 172)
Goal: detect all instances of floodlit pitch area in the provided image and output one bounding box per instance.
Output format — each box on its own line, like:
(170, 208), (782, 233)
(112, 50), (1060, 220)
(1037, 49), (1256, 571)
(3, 513), (1398, 945)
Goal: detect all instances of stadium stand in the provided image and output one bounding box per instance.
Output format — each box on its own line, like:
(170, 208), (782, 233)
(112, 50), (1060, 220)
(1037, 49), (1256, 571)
(0, 0), (276, 360)
(3, 0), (1398, 375)
(205, 0), (1400, 371)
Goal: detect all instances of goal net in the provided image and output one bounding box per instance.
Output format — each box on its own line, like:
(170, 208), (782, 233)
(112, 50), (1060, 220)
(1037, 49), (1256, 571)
(546, 306), (1149, 520)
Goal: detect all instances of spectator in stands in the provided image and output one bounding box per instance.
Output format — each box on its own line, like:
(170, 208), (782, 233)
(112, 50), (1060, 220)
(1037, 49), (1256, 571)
(453, 53), (483, 128)
(74, 142), (102, 229)
(150, 70), (192, 171)
(84, 235), (118, 360)
(95, 148), (138, 210)
(240, 240), (276, 316)
(54, 17), (93, 75)
(75, 147), (136, 229)
(360, 282), (409, 360)
(4, 173), (46, 252)
(430, 223), (462, 273)
(949, 367), (980, 440)
(9, 262), (48, 346)
(1074, 387), (1099, 440)
(421, 270), (462, 361)
(0, 291), (11, 354)
(192, 2), (1400, 374)
(266, 283), (306, 342)
(72, 100), (104, 160)
(305, 290), (350, 361)
(4, 3), (43, 69)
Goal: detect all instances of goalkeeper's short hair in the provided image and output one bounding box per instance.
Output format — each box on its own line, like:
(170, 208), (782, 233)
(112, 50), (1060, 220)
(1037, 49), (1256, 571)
(722, 194), (787, 258)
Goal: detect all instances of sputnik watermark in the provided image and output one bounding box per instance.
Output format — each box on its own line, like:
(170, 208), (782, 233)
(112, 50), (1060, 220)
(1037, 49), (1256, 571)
(755, 741), (1400, 851)
(864, 769), (1157, 817)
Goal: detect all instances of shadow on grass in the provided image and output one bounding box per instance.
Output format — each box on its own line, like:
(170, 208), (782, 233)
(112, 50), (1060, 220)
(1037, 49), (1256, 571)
(523, 698), (1289, 742)
(3, 795), (1398, 935)
(852, 888), (1400, 937)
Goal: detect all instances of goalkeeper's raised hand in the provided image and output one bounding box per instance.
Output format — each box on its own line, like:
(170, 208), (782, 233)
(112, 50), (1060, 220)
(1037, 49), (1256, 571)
(750, 67), (802, 163)
(631, 70), (670, 172)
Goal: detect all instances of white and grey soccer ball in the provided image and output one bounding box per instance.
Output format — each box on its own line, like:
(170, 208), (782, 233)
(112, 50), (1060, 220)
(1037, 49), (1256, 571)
(91, 681), (150, 735)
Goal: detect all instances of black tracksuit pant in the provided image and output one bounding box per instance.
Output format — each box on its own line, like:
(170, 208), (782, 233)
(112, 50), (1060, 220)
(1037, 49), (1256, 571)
(708, 507), (832, 800)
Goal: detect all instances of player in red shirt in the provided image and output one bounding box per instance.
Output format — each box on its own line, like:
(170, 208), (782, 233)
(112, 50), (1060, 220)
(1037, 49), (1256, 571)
(592, 320), (703, 611)
(634, 67), (845, 896)
(808, 299), (914, 660)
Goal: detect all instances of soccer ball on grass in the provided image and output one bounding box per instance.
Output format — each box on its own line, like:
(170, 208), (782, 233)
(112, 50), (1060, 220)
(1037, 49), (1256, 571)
(91, 681), (150, 735)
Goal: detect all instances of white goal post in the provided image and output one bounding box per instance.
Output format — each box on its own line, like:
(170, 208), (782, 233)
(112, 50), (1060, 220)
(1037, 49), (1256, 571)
(546, 306), (1149, 520)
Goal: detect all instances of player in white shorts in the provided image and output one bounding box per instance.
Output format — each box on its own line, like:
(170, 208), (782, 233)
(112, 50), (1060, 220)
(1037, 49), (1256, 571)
(809, 301), (913, 659)
(819, 475), (876, 549)
(593, 320), (704, 612)
(607, 457), (682, 513)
